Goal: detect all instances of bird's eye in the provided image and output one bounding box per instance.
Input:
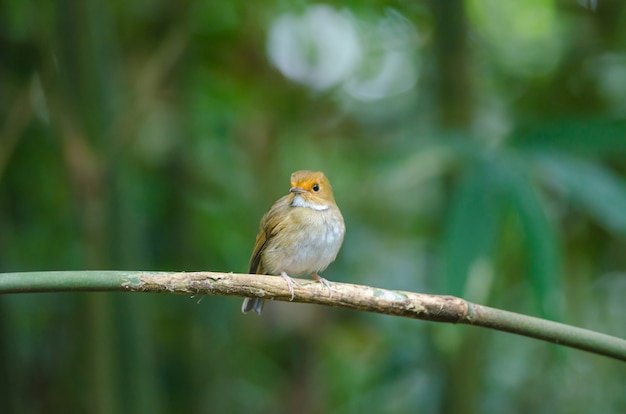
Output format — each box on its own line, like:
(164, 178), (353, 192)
(312, 183), (320, 192)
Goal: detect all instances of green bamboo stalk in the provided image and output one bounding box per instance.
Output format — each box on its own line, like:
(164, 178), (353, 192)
(0, 271), (143, 292)
(2, 271), (625, 362)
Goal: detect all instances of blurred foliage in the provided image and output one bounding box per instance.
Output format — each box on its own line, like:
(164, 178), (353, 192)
(1, 0), (626, 413)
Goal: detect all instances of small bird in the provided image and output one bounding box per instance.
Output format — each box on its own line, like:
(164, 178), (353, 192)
(242, 170), (345, 315)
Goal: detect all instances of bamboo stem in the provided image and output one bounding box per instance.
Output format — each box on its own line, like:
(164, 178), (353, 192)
(2, 271), (625, 362)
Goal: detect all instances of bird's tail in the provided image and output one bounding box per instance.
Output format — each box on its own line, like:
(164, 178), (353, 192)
(241, 298), (264, 315)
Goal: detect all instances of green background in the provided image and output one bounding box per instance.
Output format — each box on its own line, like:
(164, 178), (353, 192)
(1, 1), (626, 413)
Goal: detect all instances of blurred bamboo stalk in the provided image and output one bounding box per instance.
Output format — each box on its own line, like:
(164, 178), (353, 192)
(0, 83), (33, 183)
(2, 271), (626, 362)
(428, 0), (472, 127)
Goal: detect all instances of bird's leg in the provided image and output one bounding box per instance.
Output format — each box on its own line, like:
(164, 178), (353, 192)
(280, 271), (298, 301)
(311, 272), (333, 299)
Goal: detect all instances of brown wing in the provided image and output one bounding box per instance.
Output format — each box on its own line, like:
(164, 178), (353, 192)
(248, 195), (290, 274)
(248, 229), (268, 274)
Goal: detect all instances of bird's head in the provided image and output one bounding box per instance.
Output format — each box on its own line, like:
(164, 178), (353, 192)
(288, 170), (336, 210)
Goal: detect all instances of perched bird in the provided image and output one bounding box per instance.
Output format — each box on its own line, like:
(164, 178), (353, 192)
(242, 170), (345, 315)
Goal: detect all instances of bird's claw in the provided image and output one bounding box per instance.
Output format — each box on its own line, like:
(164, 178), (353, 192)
(280, 272), (298, 301)
(311, 273), (333, 299)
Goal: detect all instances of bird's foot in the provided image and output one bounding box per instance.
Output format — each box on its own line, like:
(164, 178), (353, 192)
(280, 272), (298, 301)
(311, 272), (333, 299)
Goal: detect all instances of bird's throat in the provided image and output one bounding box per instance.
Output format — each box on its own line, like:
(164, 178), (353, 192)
(291, 194), (329, 211)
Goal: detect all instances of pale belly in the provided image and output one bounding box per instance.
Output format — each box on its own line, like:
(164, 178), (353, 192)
(262, 209), (345, 276)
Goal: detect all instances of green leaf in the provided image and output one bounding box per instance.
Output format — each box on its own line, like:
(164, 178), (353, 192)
(441, 158), (504, 299)
(511, 118), (626, 156)
(534, 152), (626, 235)
(504, 159), (563, 319)
(442, 153), (563, 319)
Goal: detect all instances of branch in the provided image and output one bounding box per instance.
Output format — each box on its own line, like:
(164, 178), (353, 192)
(2, 271), (625, 362)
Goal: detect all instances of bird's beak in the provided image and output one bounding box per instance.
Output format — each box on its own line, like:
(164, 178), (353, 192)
(289, 186), (305, 194)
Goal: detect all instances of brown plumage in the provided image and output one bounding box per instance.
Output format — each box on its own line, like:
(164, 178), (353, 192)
(242, 170), (345, 314)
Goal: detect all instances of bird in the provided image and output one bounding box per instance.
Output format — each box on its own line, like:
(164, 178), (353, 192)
(242, 170), (345, 315)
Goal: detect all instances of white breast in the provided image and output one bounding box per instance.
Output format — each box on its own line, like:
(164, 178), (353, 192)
(262, 205), (345, 276)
